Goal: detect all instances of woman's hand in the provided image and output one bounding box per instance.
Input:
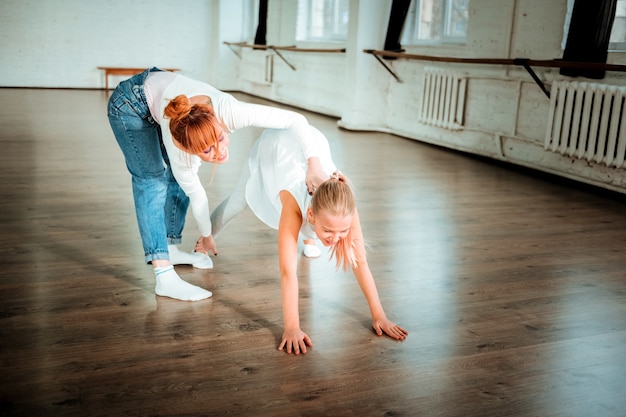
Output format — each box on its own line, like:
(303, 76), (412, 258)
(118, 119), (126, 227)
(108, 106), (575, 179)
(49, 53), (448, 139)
(306, 157), (327, 195)
(372, 317), (409, 340)
(278, 328), (313, 355)
(195, 235), (217, 256)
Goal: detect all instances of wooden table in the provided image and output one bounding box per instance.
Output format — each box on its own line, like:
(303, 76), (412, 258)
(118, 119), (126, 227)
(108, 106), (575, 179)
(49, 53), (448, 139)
(98, 67), (180, 91)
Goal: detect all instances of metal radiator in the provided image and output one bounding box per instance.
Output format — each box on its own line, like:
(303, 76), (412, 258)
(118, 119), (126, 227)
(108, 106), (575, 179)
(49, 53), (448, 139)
(545, 80), (626, 168)
(419, 68), (467, 130)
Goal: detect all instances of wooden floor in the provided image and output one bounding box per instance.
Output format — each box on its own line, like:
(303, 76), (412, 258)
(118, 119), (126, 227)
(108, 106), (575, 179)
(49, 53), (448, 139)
(1, 88), (625, 417)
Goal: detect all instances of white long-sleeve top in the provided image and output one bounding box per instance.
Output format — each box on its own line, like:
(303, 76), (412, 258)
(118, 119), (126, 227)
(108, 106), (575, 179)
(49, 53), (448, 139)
(144, 72), (322, 237)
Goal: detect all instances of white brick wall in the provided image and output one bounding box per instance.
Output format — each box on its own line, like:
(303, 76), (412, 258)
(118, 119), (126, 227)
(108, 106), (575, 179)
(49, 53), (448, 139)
(3, 0), (626, 193)
(0, 0), (216, 88)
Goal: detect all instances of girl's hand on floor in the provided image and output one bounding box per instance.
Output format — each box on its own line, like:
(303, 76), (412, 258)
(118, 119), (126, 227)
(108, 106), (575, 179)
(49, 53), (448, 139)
(278, 328), (313, 355)
(372, 318), (408, 340)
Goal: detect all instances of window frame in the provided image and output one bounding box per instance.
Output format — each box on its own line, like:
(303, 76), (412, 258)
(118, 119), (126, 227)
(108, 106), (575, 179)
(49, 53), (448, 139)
(563, 0), (626, 53)
(609, 0), (626, 51)
(243, 0), (260, 43)
(401, 0), (469, 47)
(296, 0), (350, 43)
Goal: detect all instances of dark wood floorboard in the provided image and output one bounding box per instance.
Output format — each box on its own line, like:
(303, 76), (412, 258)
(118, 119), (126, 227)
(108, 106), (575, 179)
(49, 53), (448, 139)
(0, 88), (625, 417)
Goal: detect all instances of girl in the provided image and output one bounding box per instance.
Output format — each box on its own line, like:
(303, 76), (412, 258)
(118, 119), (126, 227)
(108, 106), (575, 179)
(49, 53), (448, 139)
(107, 68), (327, 302)
(205, 127), (408, 354)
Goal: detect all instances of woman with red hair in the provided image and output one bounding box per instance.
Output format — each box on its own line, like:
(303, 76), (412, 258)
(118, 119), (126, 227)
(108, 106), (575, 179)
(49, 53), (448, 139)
(107, 68), (327, 302)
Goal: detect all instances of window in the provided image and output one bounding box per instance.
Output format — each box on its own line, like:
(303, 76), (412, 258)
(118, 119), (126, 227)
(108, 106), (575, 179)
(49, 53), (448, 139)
(563, 0), (626, 52)
(401, 0), (469, 45)
(243, 0), (260, 43)
(296, 0), (350, 42)
(610, 0), (626, 51)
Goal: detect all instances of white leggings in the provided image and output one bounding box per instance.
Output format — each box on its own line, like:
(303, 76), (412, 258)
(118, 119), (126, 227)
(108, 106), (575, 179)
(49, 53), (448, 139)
(210, 162), (251, 238)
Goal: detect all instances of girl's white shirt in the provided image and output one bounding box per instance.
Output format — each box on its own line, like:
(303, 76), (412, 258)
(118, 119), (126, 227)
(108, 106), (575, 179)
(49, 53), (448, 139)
(245, 127), (337, 240)
(144, 71), (322, 237)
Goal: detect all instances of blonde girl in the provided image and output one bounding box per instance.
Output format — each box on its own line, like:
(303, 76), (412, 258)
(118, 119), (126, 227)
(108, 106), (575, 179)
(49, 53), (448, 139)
(205, 127), (408, 354)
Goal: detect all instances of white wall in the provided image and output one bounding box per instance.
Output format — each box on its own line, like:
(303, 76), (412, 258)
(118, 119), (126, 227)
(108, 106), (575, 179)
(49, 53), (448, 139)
(0, 0), (216, 87)
(3, 0), (626, 193)
(230, 0), (626, 194)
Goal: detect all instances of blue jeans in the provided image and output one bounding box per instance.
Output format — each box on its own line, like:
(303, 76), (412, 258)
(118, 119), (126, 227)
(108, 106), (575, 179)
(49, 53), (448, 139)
(107, 68), (189, 264)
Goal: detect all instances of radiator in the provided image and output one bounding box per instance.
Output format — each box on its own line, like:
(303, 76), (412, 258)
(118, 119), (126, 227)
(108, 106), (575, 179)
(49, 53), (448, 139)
(419, 68), (467, 129)
(545, 80), (626, 168)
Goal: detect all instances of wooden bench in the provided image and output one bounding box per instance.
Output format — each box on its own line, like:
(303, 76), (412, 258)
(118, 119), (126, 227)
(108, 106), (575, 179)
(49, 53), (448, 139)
(98, 67), (180, 91)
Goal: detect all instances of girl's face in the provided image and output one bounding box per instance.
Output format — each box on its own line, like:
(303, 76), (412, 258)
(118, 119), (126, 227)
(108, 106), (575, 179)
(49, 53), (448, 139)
(197, 132), (230, 164)
(308, 208), (352, 247)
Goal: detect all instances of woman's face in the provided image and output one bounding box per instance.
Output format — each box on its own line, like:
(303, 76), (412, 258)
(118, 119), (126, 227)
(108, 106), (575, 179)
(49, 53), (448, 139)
(308, 208), (352, 247)
(197, 132), (230, 164)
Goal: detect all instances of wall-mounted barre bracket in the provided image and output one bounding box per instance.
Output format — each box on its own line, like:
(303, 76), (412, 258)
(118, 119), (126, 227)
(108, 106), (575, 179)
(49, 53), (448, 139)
(513, 59), (550, 98)
(222, 42), (297, 70)
(225, 43), (242, 59)
(268, 46), (347, 71)
(223, 42), (348, 72)
(365, 49), (402, 83)
(363, 49), (626, 98)
(223, 41), (272, 52)
(269, 47), (296, 71)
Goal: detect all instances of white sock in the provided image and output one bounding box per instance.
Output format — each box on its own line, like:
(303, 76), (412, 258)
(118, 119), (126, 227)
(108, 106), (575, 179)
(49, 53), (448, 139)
(303, 243), (321, 258)
(154, 266), (212, 301)
(168, 244), (213, 269)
